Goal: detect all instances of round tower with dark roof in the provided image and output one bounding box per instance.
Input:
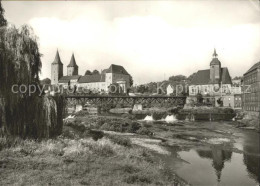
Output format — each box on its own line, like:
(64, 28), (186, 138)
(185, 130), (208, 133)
(210, 48), (221, 83)
(51, 50), (63, 85)
(67, 53), (78, 76)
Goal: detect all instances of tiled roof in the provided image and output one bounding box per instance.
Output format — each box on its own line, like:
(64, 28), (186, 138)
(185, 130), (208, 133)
(106, 64), (129, 75)
(244, 61), (260, 75)
(58, 75), (81, 83)
(191, 69), (210, 85)
(52, 50), (63, 65)
(67, 54), (78, 67)
(221, 68), (232, 84)
(191, 67), (232, 85)
(78, 74), (106, 83)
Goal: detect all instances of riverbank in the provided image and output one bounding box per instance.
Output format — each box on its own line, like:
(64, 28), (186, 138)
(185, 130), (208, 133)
(0, 136), (188, 185)
(0, 111), (188, 185)
(63, 110), (259, 184)
(2, 110), (257, 185)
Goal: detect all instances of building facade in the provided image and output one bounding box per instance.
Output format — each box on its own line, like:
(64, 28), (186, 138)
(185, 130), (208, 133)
(234, 94), (242, 109)
(242, 61), (260, 113)
(189, 49), (239, 108)
(51, 50), (131, 93)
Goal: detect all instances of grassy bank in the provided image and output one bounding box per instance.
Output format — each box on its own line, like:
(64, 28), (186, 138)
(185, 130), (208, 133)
(0, 113), (187, 186)
(0, 136), (185, 185)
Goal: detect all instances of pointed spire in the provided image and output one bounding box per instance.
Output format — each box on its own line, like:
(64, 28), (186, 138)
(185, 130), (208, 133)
(213, 48), (218, 58)
(52, 49), (63, 65)
(67, 53), (78, 67)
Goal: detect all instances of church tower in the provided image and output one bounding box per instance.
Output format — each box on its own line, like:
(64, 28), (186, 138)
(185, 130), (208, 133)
(51, 50), (63, 85)
(67, 53), (78, 76)
(210, 48), (221, 84)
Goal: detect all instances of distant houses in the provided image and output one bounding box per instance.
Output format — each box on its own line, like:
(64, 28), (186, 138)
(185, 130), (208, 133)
(51, 50), (131, 93)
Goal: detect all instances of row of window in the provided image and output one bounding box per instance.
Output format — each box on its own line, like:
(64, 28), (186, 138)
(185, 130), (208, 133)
(234, 103), (242, 108)
(244, 72), (258, 85)
(244, 106), (259, 111)
(244, 93), (260, 102)
(243, 83), (260, 93)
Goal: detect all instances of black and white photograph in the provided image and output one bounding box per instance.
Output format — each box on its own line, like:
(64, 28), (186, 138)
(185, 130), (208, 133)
(0, 0), (259, 185)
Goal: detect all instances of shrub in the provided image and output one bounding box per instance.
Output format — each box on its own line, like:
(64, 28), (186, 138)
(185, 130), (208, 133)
(124, 173), (152, 184)
(62, 127), (76, 139)
(90, 143), (114, 157)
(66, 122), (86, 133)
(127, 122), (141, 133)
(120, 164), (140, 173)
(107, 135), (132, 147)
(88, 130), (104, 141)
(121, 113), (135, 120)
(136, 127), (153, 136)
(74, 110), (89, 117)
(0, 137), (21, 151)
(223, 107), (234, 114)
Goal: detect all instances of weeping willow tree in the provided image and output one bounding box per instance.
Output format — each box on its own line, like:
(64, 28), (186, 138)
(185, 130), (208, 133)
(0, 2), (64, 138)
(0, 1), (7, 27)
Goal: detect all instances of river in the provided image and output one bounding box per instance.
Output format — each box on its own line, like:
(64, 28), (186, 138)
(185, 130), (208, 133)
(142, 119), (260, 186)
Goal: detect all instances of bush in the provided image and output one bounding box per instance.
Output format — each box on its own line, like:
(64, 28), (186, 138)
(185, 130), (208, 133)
(107, 135), (132, 147)
(0, 137), (21, 151)
(124, 173), (152, 184)
(127, 122), (141, 133)
(121, 113), (135, 120)
(90, 143), (114, 157)
(223, 107), (234, 114)
(66, 121), (86, 133)
(136, 127), (153, 136)
(74, 110), (89, 117)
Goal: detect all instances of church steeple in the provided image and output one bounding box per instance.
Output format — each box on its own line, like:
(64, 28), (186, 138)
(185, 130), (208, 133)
(52, 49), (63, 65)
(67, 53), (78, 67)
(210, 48), (221, 83)
(67, 53), (79, 76)
(51, 49), (63, 84)
(213, 48), (218, 58)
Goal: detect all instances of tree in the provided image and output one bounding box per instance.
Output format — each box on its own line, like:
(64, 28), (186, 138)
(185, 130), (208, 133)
(0, 1), (7, 27)
(196, 93), (203, 104)
(136, 85), (148, 94)
(233, 76), (242, 80)
(169, 75), (187, 82)
(129, 75), (133, 87)
(85, 70), (92, 75)
(40, 78), (51, 85)
(0, 4), (64, 138)
(187, 73), (196, 81)
(92, 70), (100, 75)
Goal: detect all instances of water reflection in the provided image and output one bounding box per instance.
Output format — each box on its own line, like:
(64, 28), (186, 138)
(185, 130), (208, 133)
(242, 131), (260, 183)
(243, 153), (260, 183)
(176, 130), (259, 185)
(196, 144), (232, 182)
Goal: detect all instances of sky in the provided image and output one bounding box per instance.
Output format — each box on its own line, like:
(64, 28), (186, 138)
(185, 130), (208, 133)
(2, 0), (260, 84)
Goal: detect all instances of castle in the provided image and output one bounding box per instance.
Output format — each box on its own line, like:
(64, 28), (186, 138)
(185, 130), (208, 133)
(51, 50), (131, 93)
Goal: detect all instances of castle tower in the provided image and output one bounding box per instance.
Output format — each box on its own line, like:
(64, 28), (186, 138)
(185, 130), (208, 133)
(67, 53), (78, 76)
(210, 48), (221, 84)
(51, 50), (63, 85)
